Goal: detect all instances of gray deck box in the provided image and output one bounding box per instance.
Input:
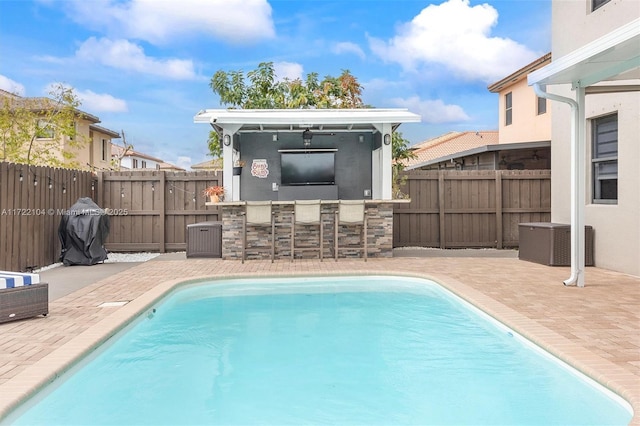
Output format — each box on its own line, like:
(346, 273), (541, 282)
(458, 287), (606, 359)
(186, 221), (222, 258)
(518, 222), (594, 266)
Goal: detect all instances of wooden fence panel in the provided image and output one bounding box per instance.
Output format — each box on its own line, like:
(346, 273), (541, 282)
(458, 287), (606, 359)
(97, 170), (222, 252)
(393, 172), (440, 247)
(0, 162), (95, 271)
(393, 169), (551, 249)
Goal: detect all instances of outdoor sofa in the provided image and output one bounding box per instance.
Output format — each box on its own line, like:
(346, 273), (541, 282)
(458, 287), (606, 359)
(0, 271), (48, 324)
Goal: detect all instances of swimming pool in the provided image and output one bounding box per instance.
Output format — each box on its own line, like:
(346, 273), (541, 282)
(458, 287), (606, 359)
(5, 276), (632, 425)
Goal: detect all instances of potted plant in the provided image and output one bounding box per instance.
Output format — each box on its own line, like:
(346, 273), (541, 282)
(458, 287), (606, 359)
(203, 185), (225, 203)
(233, 159), (246, 176)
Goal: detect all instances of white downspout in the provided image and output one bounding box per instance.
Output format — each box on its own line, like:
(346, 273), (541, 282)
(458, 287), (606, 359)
(533, 83), (584, 287)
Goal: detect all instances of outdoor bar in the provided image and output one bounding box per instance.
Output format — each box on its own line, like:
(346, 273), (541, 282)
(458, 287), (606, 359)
(194, 108), (421, 260)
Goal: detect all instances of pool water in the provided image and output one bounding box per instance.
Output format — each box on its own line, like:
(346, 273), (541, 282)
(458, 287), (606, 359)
(7, 276), (632, 425)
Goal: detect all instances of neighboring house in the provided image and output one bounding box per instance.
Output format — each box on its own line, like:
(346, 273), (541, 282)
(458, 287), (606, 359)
(405, 130), (550, 171)
(406, 54), (553, 172)
(111, 144), (184, 171)
(191, 158), (223, 171)
(0, 89), (119, 170)
(528, 1), (639, 279)
(488, 53), (552, 145)
(87, 124), (120, 171)
(157, 161), (185, 171)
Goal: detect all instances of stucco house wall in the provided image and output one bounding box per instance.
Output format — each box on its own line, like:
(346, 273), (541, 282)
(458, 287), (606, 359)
(549, 0), (640, 276)
(496, 77), (552, 144)
(65, 122), (117, 170)
(488, 53), (552, 145)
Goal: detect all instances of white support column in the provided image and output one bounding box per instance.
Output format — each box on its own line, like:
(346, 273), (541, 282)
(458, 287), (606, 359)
(222, 132), (234, 201)
(533, 83), (585, 286)
(574, 85), (587, 287)
(381, 124), (393, 200)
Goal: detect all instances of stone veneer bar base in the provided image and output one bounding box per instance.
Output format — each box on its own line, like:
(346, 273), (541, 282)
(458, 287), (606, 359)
(215, 200), (402, 260)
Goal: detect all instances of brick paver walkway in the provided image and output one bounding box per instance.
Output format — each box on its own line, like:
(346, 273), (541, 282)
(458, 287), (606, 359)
(1, 257), (638, 423)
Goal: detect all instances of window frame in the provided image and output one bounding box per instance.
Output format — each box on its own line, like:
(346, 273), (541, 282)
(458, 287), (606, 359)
(102, 139), (108, 161)
(592, 0), (611, 12)
(35, 119), (55, 139)
(591, 113), (618, 204)
(536, 96), (547, 115)
(504, 92), (513, 126)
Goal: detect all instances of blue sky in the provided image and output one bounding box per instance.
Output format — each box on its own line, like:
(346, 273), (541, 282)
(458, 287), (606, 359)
(0, 0), (550, 169)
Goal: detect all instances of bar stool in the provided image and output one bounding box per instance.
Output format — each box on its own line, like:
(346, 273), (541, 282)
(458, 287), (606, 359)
(291, 199), (323, 261)
(242, 201), (274, 263)
(334, 200), (367, 261)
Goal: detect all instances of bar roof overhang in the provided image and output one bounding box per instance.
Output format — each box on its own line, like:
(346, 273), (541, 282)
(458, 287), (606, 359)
(528, 18), (640, 89)
(527, 18), (639, 287)
(193, 108), (421, 134)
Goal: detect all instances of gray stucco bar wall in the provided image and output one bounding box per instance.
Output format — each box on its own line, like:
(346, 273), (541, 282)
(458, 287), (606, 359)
(214, 200), (406, 260)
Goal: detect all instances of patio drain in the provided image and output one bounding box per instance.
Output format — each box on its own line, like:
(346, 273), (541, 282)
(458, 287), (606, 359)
(98, 301), (130, 308)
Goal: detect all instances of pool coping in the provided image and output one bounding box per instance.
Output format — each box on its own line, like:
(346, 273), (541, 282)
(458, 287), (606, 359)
(0, 269), (637, 423)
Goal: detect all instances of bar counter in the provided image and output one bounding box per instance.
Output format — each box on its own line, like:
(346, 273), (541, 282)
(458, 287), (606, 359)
(206, 200), (409, 260)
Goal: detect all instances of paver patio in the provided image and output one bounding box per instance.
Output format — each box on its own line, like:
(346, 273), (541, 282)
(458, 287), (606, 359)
(1, 256), (638, 423)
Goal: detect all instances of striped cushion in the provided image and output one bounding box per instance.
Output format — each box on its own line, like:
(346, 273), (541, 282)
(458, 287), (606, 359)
(0, 271), (40, 289)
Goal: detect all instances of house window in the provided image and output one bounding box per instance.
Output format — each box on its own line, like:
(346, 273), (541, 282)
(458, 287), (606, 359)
(592, 114), (618, 203)
(505, 92), (512, 126)
(141, 160), (147, 168)
(36, 119), (54, 139)
(102, 139), (108, 161)
(537, 96), (547, 115)
(132, 159), (139, 168)
(592, 0), (610, 11)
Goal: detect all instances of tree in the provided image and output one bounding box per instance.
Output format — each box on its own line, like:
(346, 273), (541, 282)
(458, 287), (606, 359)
(209, 62), (364, 111)
(207, 62), (365, 158)
(391, 131), (416, 199)
(208, 62), (414, 197)
(110, 129), (134, 171)
(0, 84), (87, 168)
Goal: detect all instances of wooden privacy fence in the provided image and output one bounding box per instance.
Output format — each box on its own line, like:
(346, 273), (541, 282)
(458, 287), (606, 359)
(0, 162), (95, 271)
(2, 165), (550, 271)
(393, 170), (551, 249)
(95, 170), (222, 252)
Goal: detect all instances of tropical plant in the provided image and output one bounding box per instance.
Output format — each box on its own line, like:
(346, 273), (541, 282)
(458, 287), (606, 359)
(391, 132), (416, 199)
(207, 62), (365, 158)
(203, 185), (225, 197)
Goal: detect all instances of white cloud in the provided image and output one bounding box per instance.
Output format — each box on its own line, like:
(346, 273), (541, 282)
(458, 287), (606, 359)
(64, 0), (274, 45)
(175, 156), (192, 170)
(41, 82), (126, 113)
(391, 96), (470, 124)
(77, 90), (128, 113)
(76, 37), (196, 80)
(0, 75), (26, 96)
(333, 42), (365, 60)
(368, 0), (539, 83)
(274, 62), (303, 82)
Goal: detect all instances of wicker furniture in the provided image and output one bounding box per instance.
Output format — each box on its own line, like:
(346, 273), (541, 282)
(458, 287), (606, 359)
(0, 283), (49, 324)
(518, 222), (594, 266)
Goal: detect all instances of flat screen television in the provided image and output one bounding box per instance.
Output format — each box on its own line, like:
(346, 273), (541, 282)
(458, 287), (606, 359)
(281, 152), (335, 185)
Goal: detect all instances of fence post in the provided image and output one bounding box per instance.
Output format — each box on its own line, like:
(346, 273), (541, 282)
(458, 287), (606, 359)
(96, 171), (104, 207)
(495, 171), (503, 249)
(159, 171), (166, 253)
(438, 171), (446, 249)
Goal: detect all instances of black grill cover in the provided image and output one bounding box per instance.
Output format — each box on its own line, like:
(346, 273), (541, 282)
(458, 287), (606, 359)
(58, 197), (110, 266)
